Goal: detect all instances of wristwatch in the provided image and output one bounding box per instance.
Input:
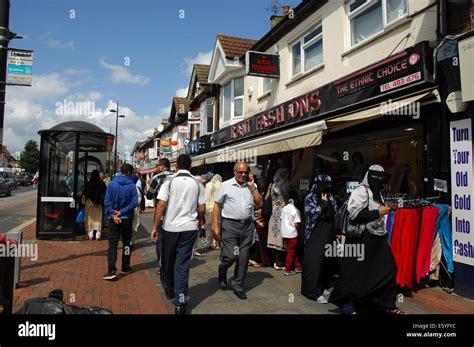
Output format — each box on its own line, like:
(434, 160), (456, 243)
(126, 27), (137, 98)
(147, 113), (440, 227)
(250, 187), (257, 193)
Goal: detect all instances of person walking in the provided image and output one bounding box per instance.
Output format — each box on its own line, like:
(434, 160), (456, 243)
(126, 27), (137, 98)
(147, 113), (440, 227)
(102, 164), (138, 281)
(204, 173), (222, 250)
(151, 154), (206, 314)
(213, 161), (263, 300)
(82, 170), (107, 241)
(281, 191), (303, 276)
(301, 174), (337, 304)
(329, 165), (402, 314)
(146, 158), (173, 274)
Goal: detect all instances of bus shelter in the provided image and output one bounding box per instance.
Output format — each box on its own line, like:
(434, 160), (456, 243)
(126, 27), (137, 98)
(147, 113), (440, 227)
(36, 121), (114, 240)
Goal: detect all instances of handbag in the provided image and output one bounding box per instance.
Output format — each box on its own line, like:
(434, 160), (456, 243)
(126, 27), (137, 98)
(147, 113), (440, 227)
(75, 207), (85, 227)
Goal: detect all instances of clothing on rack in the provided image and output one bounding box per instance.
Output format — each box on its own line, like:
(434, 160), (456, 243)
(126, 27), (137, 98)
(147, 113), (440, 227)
(415, 206), (439, 284)
(434, 204), (454, 274)
(430, 232), (442, 279)
(386, 210), (395, 243)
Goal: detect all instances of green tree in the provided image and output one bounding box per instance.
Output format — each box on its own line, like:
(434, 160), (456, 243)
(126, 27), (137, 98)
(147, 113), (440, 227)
(20, 140), (40, 173)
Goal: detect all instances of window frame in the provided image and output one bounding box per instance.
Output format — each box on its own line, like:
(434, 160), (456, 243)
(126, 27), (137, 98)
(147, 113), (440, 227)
(291, 24), (323, 78)
(200, 97), (215, 135)
(348, 0), (408, 47)
(221, 77), (245, 128)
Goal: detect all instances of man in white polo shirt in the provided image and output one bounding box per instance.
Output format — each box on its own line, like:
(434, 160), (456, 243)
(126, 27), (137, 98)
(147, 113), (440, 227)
(213, 161), (263, 300)
(151, 154), (206, 314)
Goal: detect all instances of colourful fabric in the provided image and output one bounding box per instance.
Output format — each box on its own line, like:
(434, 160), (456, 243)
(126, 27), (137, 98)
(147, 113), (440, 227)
(415, 206), (439, 284)
(434, 204), (454, 273)
(386, 210), (395, 243)
(390, 208), (420, 289)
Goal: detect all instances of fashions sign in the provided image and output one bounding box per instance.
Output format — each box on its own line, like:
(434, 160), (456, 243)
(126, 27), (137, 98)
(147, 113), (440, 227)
(213, 41), (433, 147)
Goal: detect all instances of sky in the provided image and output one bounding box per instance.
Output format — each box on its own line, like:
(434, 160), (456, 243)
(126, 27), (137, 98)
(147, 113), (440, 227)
(4, 0), (302, 158)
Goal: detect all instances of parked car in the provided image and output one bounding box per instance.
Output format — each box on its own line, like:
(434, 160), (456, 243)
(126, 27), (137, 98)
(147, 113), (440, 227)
(16, 175), (31, 186)
(7, 175), (18, 189)
(0, 168), (16, 189)
(0, 176), (12, 196)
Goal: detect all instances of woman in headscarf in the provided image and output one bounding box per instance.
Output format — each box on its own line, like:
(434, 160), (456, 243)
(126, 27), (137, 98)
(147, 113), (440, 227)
(301, 174), (338, 303)
(204, 173), (222, 249)
(82, 170), (107, 240)
(266, 167), (291, 269)
(329, 165), (403, 314)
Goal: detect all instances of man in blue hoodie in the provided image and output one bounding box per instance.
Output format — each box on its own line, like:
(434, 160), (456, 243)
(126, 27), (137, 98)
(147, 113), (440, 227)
(103, 164), (138, 280)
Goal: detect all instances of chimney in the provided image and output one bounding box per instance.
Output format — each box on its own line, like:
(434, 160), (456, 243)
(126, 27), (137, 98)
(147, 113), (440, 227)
(271, 15), (284, 28)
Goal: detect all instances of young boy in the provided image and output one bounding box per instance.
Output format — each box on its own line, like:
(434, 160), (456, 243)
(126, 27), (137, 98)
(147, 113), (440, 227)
(280, 192), (303, 276)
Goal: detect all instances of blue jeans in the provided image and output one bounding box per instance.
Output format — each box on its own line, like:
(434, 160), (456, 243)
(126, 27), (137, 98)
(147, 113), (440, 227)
(160, 229), (197, 306)
(155, 227), (163, 267)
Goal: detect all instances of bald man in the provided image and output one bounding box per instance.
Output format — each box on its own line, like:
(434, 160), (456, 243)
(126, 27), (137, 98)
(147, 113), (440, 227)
(213, 162), (263, 299)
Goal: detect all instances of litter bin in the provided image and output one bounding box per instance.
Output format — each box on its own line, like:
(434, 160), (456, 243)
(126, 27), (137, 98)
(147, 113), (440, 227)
(0, 256), (15, 314)
(6, 229), (23, 289)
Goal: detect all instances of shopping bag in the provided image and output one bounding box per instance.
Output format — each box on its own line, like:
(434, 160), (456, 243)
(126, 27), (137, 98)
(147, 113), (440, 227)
(75, 208), (85, 227)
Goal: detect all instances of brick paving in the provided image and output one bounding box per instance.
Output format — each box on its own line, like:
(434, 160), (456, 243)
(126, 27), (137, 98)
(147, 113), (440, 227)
(13, 211), (168, 314)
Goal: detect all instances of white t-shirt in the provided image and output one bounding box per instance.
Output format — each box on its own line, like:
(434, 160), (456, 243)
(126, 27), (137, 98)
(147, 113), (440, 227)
(157, 170), (206, 232)
(280, 202), (301, 238)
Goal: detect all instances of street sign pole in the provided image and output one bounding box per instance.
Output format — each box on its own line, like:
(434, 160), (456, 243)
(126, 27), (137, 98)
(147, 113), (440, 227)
(0, 0), (10, 163)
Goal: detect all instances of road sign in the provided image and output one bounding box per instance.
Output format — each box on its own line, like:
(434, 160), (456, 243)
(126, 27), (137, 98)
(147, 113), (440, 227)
(6, 48), (33, 86)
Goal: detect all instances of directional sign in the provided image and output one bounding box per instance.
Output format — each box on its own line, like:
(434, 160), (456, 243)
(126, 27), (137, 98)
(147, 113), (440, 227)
(6, 48), (33, 86)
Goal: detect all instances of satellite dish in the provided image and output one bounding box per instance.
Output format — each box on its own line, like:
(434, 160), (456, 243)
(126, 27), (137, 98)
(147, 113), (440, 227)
(157, 124), (164, 132)
(15, 152), (21, 160)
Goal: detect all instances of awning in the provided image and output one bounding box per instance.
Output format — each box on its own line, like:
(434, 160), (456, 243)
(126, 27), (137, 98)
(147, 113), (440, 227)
(326, 89), (440, 132)
(191, 158), (205, 167)
(193, 120), (326, 165)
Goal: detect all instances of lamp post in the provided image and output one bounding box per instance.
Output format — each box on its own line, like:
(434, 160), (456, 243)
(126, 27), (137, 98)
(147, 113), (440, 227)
(109, 101), (125, 176)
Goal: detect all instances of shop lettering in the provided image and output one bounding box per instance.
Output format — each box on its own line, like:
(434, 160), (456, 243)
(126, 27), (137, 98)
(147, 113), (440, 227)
(256, 105), (285, 131)
(452, 127), (470, 142)
(231, 119), (252, 139)
(455, 171), (469, 187)
(454, 194), (471, 210)
(376, 59), (408, 78)
(454, 240), (474, 258)
(455, 217), (470, 234)
(452, 149), (470, 164)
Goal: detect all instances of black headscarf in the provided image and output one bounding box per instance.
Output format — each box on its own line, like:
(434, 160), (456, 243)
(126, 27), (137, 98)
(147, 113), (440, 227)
(83, 170), (106, 205)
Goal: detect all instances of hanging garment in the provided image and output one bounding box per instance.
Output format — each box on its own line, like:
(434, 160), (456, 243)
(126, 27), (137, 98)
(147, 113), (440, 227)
(434, 204), (454, 273)
(386, 210), (395, 243)
(390, 208), (420, 289)
(415, 206), (439, 284)
(429, 233), (442, 280)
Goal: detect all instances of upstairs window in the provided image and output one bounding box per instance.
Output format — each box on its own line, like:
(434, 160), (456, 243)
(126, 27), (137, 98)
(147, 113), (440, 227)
(349, 0), (408, 46)
(222, 77), (244, 126)
(292, 24), (323, 77)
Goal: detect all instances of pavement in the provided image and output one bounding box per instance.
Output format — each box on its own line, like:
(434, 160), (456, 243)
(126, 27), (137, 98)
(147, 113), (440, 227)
(10, 207), (474, 314)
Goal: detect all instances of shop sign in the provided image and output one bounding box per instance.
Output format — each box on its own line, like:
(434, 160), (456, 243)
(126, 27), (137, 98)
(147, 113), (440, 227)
(212, 41), (433, 147)
(188, 111), (201, 124)
(245, 51), (280, 78)
(178, 126), (189, 133)
(450, 118), (474, 266)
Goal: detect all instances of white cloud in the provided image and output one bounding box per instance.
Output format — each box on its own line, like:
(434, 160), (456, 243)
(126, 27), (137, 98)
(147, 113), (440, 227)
(175, 87), (188, 97)
(99, 58), (150, 86)
(39, 32), (75, 49)
(3, 73), (160, 159)
(182, 50), (212, 76)
(158, 106), (171, 118)
(64, 67), (89, 75)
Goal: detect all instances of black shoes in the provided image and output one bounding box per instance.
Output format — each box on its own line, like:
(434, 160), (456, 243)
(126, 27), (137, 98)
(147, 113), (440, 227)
(120, 267), (133, 275)
(175, 305), (186, 315)
(218, 277), (228, 290)
(102, 271), (117, 281)
(165, 290), (175, 300)
(233, 290), (247, 300)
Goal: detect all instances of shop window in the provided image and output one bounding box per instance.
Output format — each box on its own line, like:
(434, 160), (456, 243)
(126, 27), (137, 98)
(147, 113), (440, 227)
(221, 77), (244, 127)
(291, 24), (323, 77)
(349, 0), (408, 46)
(200, 97), (215, 135)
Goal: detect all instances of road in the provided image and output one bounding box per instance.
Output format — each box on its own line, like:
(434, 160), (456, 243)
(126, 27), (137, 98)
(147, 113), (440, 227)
(0, 185), (37, 233)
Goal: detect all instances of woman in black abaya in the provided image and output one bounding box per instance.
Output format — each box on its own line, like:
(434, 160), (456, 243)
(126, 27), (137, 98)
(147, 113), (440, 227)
(301, 174), (338, 303)
(329, 165), (403, 314)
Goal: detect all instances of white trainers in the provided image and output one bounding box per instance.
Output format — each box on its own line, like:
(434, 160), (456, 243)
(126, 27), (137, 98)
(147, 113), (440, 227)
(317, 295), (328, 304)
(323, 289), (331, 295)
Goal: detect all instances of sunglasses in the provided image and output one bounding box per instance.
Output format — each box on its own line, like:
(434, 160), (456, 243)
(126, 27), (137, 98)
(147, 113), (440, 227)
(236, 171), (249, 175)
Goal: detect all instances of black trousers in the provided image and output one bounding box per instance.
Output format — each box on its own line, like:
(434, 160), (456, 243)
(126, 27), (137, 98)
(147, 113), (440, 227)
(107, 218), (133, 272)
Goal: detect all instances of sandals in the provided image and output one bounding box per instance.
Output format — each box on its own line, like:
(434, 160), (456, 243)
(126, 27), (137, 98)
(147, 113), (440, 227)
(387, 308), (405, 315)
(248, 260), (262, 268)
